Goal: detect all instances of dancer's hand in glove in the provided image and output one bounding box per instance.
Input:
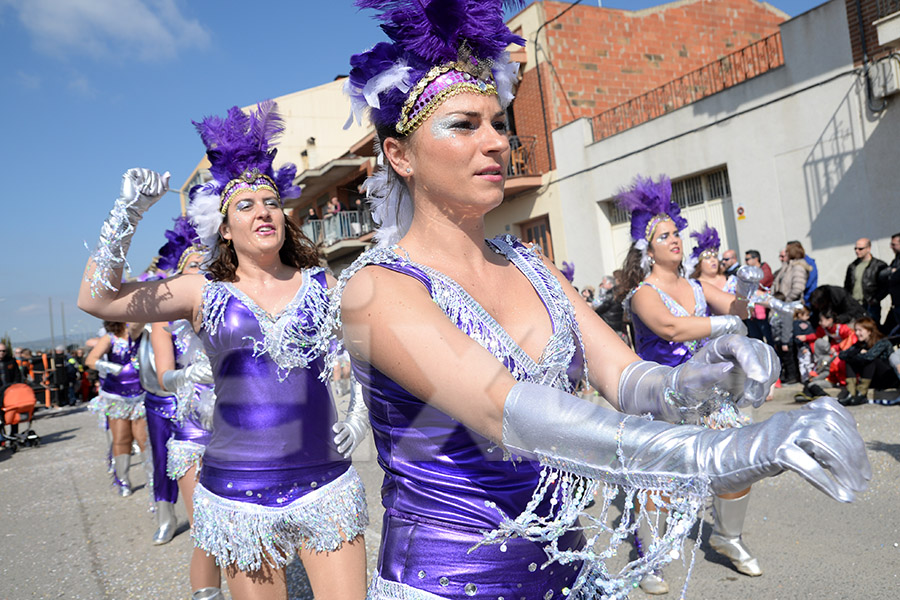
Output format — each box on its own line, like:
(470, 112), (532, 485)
(734, 265), (763, 300)
(161, 359), (213, 393)
(94, 359), (124, 378)
(120, 168), (170, 216)
(333, 375), (368, 458)
(505, 383), (871, 502)
(618, 334), (779, 422)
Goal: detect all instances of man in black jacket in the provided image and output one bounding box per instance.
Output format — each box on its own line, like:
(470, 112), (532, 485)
(843, 237), (888, 322)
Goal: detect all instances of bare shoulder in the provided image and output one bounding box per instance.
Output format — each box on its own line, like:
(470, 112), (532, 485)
(341, 263), (431, 322)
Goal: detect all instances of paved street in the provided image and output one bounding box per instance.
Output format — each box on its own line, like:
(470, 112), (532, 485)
(1, 383), (898, 599)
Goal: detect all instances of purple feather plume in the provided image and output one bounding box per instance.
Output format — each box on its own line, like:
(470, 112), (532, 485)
(616, 175), (687, 243)
(156, 216), (202, 274)
(689, 223), (721, 262)
(349, 0), (526, 130)
(560, 261), (575, 283)
(190, 101), (299, 201)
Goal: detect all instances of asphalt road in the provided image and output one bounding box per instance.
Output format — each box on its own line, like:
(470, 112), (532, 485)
(1, 383), (897, 600)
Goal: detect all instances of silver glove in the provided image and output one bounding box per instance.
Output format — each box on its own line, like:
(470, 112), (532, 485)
(94, 359), (123, 378)
(618, 335), (779, 423)
(332, 374), (368, 458)
(162, 359), (214, 394)
(709, 315), (748, 338)
(503, 382), (870, 501)
(86, 168), (170, 296)
(767, 297), (803, 317)
(138, 326), (171, 397)
(734, 265), (763, 300)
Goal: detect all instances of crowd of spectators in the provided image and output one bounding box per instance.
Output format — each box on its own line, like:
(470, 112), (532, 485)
(1, 342), (98, 410)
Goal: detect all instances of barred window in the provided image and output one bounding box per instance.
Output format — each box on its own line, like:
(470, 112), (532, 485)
(707, 168), (731, 199)
(609, 203), (631, 225)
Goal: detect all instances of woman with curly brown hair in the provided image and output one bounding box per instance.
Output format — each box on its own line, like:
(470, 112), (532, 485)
(78, 102), (368, 600)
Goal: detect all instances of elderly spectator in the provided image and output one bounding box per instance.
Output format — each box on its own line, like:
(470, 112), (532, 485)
(878, 232), (900, 335)
(721, 249), (739, 277)
(772, 242), (810, 302)
(844, 237), (888, 322)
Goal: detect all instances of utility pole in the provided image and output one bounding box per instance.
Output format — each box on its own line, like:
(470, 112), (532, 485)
(61, 301), (67, 349)
(48, 297), (56, 350)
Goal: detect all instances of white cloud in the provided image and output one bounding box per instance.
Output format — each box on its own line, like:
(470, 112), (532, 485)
(68, 74), (96, 97)
(15, 70), (41, 89)
(12, 0), (210, 62)
(16, 303), (42, 315)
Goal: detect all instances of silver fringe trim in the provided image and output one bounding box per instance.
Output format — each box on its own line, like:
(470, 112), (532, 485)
(367, 575), (455, 600)
(84, 198), (136, 297)
(192, 466), (369, 571)
(166, 438), (205, 480)
(96, 390), (146, 420)
(201, 268), (332, 381)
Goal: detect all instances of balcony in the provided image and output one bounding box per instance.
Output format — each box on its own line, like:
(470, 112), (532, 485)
(301, 210), (376, 259)
(505, 135), (543, 197)
(591, 32), (784, 142)
(875, 0), (900, 48)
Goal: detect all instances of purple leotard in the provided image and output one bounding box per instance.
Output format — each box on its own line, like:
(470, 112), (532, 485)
(192, 267), (367, 571)
(92, 333), (145, 421)
(339, 236), (589, 600)
(628, 279), (709, 366)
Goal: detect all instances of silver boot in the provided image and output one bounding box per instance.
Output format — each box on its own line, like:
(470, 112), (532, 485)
(112, 454), (132, 497)
(192, 587), (224, 600)
(636, 509), (669, 595)
(709, 494), (762, 576)
(152, 501), (177, 545)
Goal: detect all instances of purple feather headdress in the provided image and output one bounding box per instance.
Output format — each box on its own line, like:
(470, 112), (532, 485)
(616, 175), (687, 247)
(347, 0), (525, 133)
(186, 101), (301, 254)
(346, 0), (525, 247)
(689, 223), (721, 263)
(156, 216), (207, 275)
(560, 261), (575, 284)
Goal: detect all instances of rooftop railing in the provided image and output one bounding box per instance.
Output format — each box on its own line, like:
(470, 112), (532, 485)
(877, 0), (900, 18)
(508, 135), (538, 177)
(591, 32), (784, 142)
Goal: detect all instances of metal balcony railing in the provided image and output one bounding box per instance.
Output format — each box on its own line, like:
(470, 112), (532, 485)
(877, 0), (900, 18)
(301, 209), (376, 248)
(508, 135), (538, 177)
(591, 32), (784, 142)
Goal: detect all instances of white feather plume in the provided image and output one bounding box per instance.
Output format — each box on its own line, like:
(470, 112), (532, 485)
(365, 152), (414, 248)
(187, 183), (224, 259)
(492, 52), (520, 109)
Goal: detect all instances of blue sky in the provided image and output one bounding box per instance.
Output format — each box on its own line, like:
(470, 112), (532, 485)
(0, 0), (826, 345)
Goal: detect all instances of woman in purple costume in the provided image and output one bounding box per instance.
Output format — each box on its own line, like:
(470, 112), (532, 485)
(85, 320), (147, 497)
(619, 193), (769, 591)
(78, 102), (368, 600)
(335, 2), (868, 599)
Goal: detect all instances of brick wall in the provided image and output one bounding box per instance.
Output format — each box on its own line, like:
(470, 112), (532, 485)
(845, 0), (894, 65)
(511, 0), (787, 169)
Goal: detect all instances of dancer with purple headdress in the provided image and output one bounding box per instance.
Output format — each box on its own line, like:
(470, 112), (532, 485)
(618, 178), (775, 591)
(85, 320), (147, 497)
(688, 223), (736, 294)
(78, 102), (368, 600)
(332, 2), (869, 599)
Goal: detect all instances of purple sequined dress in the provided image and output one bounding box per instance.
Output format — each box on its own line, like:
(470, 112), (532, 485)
(165, 320), (214, 481)
(89, 333), (145, 422)
(627, 279), (709, 367)
(334, 237), (591, 600)
(192, 267), (368, 571)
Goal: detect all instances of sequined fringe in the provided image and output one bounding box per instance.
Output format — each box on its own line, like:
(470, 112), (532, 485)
(367, 575), (452, 600)
(192, 466), (369, 571)
(475, 453), (710, 600)
(98, 391), (146, 420)
(88, 396), (109, 429)
(84, 199), (136, 297)
(202, 270), (332, 381)
(166, 438), (204, 480)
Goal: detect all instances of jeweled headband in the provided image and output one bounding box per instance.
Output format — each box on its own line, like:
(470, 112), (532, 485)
(397, 64), (497, 134)
(644, 214), (673, 242)
(219, 169), (280, 215)
(176, 244), (208, 273)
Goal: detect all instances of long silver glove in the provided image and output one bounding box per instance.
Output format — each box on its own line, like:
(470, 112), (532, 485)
(709, 314), (747, 338)
(733, 265), (763, 300)
(94, 359), (124, 378)
(332, 374), (368, 458)
(618, 335), (779, 423)
(767, 297), (803, 318)
(503, 382), (870, 501)
(86, 168), (170, 297)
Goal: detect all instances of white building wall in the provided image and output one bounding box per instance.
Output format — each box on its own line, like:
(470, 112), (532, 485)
(552, 0), (900, 294)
